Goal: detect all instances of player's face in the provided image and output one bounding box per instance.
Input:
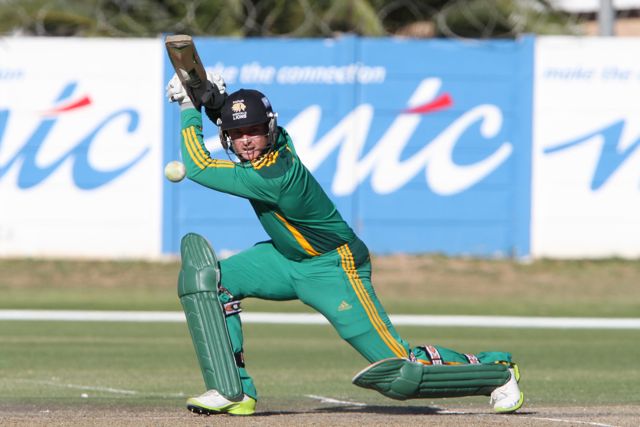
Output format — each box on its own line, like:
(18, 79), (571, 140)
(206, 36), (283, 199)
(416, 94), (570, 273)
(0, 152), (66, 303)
(229, 123), (269, 161)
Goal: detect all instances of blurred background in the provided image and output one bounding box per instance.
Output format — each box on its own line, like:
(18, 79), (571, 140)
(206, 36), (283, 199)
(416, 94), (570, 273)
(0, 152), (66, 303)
(2, 0), (640, 260)
(1, 0), (639, 314)
(1, 0), (638, 38)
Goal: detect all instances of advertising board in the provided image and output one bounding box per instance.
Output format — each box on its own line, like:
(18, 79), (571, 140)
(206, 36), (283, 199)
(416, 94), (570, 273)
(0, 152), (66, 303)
(0, 38), (163, 257)
(163, 36), (534, 257)
(533, 37), (640, 258)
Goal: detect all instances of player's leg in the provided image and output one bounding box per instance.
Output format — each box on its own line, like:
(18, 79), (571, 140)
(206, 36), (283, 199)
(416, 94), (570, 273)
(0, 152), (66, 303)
(292, 242), (411, 362)
(346, 297), (523, 411)
(407, 336), (523, 412)
(220, 240), (297, 301)
(342, 270), (523, 412)
(217, 241), (297, 398)
(293, 241), (522, 412)
(178, 233), (255, 415)
(180, 236), (295, 415)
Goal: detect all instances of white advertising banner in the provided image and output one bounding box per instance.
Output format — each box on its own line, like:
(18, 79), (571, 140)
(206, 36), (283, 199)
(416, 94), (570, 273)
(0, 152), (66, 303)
(533, 37), (640, 258)
(0, 38), (163, 258)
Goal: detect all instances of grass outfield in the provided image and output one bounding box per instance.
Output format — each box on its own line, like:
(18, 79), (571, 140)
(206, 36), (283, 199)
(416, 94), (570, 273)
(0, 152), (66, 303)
(1, 256), (640, 316)
(1, 257), (639, 424)
(1, 321), (639, 409)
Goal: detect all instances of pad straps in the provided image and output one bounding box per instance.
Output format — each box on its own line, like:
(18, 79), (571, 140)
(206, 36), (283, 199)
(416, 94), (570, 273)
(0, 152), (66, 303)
(422, 345), (443, 365)
(465, 353), (481, 364)
(415, 344), (481, 365)
(223, 300), (242, 317)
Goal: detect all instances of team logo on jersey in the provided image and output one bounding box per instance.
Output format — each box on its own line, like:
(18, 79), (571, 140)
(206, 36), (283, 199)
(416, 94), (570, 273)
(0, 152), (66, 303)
(231, 100), (247, 120)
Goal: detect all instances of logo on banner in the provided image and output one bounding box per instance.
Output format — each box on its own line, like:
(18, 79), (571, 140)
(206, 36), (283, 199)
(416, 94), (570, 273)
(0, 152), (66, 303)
(286, 78), (513, 196)
(545, 120), (640, 190)
(0, 82), (149, 190)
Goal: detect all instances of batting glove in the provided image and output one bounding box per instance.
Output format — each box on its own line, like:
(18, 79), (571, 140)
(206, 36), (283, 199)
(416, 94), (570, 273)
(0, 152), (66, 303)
(167, 71), (226, 114)
(166, 73), (194, 110)
(203, 72), (227, 123)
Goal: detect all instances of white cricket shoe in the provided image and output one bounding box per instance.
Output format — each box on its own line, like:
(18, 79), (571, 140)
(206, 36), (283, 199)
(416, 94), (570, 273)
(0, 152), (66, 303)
(490, 363), (524, 413)
(187, 389), (256, 416)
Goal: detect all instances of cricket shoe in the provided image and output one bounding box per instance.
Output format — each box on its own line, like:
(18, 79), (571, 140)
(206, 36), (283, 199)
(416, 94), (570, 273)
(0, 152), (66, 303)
(490, 363), (524, 413)
(187, 389), (256, 416)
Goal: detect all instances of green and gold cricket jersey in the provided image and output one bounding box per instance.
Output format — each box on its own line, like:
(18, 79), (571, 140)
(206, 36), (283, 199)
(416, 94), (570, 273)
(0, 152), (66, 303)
(180, 108), (364, 262)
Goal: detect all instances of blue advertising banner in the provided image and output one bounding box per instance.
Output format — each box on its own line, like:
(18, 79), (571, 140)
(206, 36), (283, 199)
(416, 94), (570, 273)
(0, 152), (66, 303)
(163, 36), (533, 257)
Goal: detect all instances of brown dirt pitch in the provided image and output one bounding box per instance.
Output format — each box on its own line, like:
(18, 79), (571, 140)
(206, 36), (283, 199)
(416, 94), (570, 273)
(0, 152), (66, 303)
(1, 404), (638, 427)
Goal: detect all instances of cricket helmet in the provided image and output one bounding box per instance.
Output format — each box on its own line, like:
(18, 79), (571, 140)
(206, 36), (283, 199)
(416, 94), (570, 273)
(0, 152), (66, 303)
(218, 89), (279, 157)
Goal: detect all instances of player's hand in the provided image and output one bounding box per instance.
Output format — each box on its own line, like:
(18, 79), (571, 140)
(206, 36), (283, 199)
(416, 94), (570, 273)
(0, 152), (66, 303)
(203, 71), (227, 123)
(166, 73), (194, 110)
(205, 71), (226, 104)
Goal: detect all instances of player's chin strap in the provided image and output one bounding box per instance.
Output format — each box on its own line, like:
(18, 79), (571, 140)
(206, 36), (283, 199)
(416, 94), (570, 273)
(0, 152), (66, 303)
(216, 112), (279, 162)
(352, 358), (510, 400)
(178, 233), (244, 401)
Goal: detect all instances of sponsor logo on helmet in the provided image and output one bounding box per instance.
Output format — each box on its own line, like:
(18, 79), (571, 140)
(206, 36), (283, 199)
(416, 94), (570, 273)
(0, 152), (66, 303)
(231, 100), (247, 120)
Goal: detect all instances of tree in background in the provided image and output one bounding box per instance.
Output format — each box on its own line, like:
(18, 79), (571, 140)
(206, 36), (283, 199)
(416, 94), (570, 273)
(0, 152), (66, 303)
(0, 0), (583, 38)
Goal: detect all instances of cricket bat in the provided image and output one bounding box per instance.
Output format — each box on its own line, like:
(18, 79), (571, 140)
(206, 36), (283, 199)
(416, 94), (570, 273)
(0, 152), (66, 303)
(165, 34), (220, 110)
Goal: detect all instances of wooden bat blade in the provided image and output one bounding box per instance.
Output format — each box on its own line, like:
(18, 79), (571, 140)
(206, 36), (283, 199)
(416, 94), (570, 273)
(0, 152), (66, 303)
(165, 35), (208, 105)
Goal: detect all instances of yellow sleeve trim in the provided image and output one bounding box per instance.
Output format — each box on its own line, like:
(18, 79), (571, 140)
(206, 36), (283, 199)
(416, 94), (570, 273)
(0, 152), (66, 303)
(274, 212), (321, 256)
(186, 127), (211, 167)
(182, 128), (207, 169)
(208, 160), (236, 168)
(182, 126), (235, 169)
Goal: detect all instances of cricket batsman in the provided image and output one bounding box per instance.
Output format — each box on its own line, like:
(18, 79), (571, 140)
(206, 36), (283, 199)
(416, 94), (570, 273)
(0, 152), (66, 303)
(166, 71), (524, 416)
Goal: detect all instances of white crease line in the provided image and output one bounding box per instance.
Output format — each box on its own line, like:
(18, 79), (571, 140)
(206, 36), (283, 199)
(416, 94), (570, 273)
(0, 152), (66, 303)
(306, 394), (367, 407)
(437, 408), (617, 427)
(15, 379), (185, 398)
(525, 416), (616, 427)
(308, 400), (616, 426)
(19, 379), (138, 395)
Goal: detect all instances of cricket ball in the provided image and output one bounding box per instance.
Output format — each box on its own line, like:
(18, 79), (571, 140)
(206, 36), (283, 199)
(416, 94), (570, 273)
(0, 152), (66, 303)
(164, 160), (186, 182)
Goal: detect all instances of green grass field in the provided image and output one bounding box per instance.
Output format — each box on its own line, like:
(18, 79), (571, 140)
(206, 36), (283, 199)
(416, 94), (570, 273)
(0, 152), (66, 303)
(2, 256), (639, 316)
(1, 257), (639, 423)
(2, 322), (639, 409)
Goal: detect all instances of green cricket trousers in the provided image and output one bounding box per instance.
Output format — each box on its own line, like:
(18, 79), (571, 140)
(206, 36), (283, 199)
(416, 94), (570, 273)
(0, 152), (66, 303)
(219, 239), (512, 400)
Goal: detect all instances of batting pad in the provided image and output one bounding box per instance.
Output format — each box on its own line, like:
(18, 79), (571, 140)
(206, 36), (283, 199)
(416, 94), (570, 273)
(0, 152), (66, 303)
(352, 357), (509, 400)
(178, 233), (243, 401)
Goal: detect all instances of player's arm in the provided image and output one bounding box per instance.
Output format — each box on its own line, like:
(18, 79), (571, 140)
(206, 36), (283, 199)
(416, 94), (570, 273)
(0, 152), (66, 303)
(180, 108), (282, 203)
(166, 73), (282, 202)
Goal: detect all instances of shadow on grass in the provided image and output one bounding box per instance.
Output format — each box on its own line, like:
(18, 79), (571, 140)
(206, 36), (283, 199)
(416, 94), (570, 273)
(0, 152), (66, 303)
(315, 404), (442, 415)
(254, 405), (442, 416)
(254, 405), (536, 417)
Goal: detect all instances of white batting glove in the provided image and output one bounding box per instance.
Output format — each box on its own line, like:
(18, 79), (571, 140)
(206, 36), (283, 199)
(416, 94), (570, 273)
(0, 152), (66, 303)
(166, 72), (226, 112)
(166, 73), (194, 110)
